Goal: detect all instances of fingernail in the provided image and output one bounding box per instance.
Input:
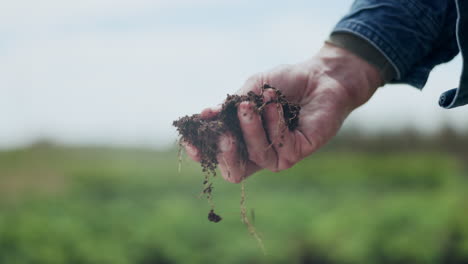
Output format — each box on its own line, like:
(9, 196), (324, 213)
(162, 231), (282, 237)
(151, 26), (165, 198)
(201, 105), (222, 119)
(219, 136), (232, 152)
(240, 102), (253, 123)
(185, 144), (198, 156)
(263, 88), (276, 102)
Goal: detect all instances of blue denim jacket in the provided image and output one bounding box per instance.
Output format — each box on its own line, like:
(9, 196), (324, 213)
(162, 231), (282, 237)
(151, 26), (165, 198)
(332, 0), (468, 109)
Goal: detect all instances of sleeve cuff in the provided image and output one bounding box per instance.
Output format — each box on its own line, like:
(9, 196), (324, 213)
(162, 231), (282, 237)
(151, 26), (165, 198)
(327, 32), (397, 83)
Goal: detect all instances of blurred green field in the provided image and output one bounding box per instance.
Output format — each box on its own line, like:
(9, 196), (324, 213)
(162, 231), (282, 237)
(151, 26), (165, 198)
(1, 143), (468, 264)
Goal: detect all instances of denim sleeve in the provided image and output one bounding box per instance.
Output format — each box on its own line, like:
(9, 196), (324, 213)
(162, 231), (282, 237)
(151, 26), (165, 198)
(332, 0), (458, 89)
(439, 0), (468, 109)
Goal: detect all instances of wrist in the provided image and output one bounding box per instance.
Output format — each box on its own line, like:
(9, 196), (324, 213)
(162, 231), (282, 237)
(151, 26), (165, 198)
(313, 43), (383, 109)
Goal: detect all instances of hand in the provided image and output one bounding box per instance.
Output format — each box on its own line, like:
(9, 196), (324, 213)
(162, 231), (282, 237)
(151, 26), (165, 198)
(185, 43), (383, 183)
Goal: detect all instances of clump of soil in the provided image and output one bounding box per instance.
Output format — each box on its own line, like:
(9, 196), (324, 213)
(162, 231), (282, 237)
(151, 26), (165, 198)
(207, 209), (222, 223)
(173, 84), (300, 178)
(172, 84), (300, 223)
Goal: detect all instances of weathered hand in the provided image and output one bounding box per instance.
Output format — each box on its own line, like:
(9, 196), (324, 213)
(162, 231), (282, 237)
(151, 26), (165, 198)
(185, 43), (383, 183)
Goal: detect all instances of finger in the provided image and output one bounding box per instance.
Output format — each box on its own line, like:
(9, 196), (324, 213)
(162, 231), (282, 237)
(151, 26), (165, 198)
(262, 88), (299, 170)
(236, 73), (265, 95)
(216, 134), (260, 183)
(238, 101), (278, 172)
(264, 64), (309, 103)
(182, 141), (201, 162)
(200, 105), (222, 119)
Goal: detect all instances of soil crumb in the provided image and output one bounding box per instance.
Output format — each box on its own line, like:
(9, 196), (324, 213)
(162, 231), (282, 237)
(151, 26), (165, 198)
(208, 209), (222, 223)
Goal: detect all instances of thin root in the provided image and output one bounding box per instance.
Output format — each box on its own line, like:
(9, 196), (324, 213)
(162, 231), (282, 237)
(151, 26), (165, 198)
(240, 182), (266, 254)
(177, 140), (183, 173)
(222, 154), (232, 179)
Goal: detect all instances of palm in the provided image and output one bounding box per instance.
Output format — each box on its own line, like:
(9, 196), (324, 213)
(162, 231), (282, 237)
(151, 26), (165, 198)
(238, 62), (350, 171)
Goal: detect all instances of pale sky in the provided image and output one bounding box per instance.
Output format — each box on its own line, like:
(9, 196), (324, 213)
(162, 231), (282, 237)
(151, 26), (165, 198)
(1, 0), (467, 149)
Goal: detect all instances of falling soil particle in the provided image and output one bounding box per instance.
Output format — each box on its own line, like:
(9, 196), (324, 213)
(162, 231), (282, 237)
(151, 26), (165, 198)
(208, 209), (222, 223)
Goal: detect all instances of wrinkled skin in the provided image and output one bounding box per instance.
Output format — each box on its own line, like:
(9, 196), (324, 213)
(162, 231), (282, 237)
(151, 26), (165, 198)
(185, 44), (383, 183)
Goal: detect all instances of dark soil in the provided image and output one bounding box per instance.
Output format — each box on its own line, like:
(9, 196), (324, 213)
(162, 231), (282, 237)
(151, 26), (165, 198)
(207, 209), (222, 223)
(172, 84), (301, 222)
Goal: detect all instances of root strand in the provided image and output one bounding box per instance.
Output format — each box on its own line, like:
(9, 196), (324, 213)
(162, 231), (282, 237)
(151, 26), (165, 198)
(241, 182), (265, 254)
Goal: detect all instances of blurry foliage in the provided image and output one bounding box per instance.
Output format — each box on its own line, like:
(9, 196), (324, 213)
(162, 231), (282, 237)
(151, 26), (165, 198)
(1, 129), (468, 264)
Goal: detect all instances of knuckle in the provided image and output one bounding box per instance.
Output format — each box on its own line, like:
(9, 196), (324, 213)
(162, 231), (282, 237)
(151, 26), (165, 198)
(268, 167), (281, 173)
(293, 67), (310, 83)
(249, 151), (267, 167)
(220, 167), (240, 184)
(223, 171), (243, 184)
(264, 88), (277, 100)
(184, 146), (200, 161)
(230, 177), (243, 184)
(278, 158), (296, 171)
(238, 73), (264, 95)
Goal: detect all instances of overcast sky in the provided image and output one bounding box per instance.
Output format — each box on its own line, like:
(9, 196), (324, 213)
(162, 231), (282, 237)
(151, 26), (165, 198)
(1, 0), (467, 150)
